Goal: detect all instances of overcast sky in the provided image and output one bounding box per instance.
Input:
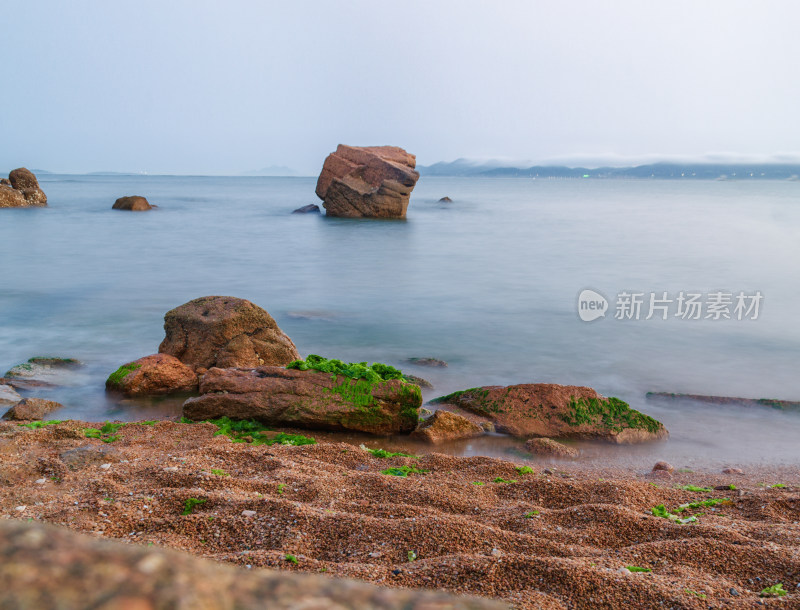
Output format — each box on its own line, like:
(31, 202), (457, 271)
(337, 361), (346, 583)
(2, 1), (798, 175)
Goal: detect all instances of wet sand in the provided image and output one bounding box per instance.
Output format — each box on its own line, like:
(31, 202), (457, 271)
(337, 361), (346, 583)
(1, 419), (799, 608)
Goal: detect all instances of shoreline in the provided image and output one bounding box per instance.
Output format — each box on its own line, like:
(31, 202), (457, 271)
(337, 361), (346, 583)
(2, 419), (798, 608)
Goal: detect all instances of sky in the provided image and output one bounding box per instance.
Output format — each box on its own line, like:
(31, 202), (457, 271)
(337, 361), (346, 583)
(1, 1), (799, 175)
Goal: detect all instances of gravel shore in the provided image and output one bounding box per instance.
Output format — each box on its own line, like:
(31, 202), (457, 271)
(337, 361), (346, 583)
(1, 419), (799, 608)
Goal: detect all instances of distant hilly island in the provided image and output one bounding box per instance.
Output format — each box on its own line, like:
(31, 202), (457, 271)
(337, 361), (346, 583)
(418, 159), (800, 180)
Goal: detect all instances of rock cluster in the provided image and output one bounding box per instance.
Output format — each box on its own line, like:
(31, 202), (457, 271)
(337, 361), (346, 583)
(315, 145), (419, 218)
(0, 168), (47, 208)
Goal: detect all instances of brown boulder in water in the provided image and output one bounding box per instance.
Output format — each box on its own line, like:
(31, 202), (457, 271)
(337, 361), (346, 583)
(525, 437), (580, 458)
(315, 145), (419, 218)
(159, 296), (299, 371)
(411, 409), (484, 443)
(112, 195), (152, 211)
(183, 366), (421, 435)
(431, 383), (667, 443)
(106, 354), (198, 397)
(2, 398), (63, 421)
(0, 168), (47, 207)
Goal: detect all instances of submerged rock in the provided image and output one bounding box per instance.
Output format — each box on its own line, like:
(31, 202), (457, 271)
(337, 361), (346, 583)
(525, 437), (580, 458)
(0, 385), (22, 407)
(403, 374), (433, 390)
(646, 391), (800, 412)
(431, 383), (667, 443)
(159, 296), (299, 371)
(406, 357), (448, 368)
(183, 366), (422, 435)
(0, 168), (47, 208)
(3, 357), (82, 390)
(411, 409), (483, 443)
(106, 354), (198, 397)
(112, 195), (152, 211)
(652, 461), (674, 473)
(315, 145), (419, 218)
(291, 204), (321, 214)
(0, 519), (502, 610)
(438, 196), (453, 202)
(2, 398), (63, 421)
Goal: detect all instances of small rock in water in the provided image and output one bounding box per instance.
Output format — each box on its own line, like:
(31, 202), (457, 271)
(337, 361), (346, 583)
(405, 357), (448, 368)
(722, 467), (744, 475)
(241, 510), (257, 518)
(291, 204), (321, 214)
(651, 461), (674, 473)
(438, 196), (453, 202)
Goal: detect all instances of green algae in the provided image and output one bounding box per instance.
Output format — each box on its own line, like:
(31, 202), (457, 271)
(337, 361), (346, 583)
(106, 363), (141, 387)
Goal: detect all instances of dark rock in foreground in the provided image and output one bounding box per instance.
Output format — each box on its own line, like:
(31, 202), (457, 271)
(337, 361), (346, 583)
(159, 296), (299, 372)
(113, 195), (153, 211)
(0, 519), (501, 610)
(2, 397), (63, 421)
(315, 145), (419, 218)
(292, 203), (321, 214)
(0, 168), (47, 207)
(432, 384), (667, 443)
(184, 366), (421, 435)
(106, 353), (198, 397)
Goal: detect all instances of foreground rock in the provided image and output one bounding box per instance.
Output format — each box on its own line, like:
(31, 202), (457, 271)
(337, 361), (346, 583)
(315, 145), (419, 218)
(1, 397), (63, 421)
(112, 195), (153, 211)
(525, 437), (580, 458)
(106, 354), (198, 397)
(3, 357), (82, 390)
(184, 366), (421, 434)
(159, 296), (299, 371)
(0, 520), (500, 610)
(411, 409), (483, 444)
(0, 168), (47, 208)
(431, 384), (667, 443)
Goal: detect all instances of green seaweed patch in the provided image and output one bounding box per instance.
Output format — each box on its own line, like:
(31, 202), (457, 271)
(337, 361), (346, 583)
(429, 387), (508, 414)
(287, 354), (405, 383)
(106, 363), (142, 388)
(524, 510), (540, 518)
(84, 421), (125, 443)
(28, 357), (80, 366)
(196, 416), (316, 446)
(182, 497), (206, 515)
(515, 466), (535, 475)
(381, 465), (429, 477)
(760, 583), (788, 597)
(18, 420), (63, 429)
(285, 554), (299, 564)
(560, 396), (662, 433)
(675, 485), (713, 492)
(209, 468), (229, 476)
(626, 566), (652, 573)
(360, 444), (417, 459)
(493, 477), (518, 484)
(652, 498), (731, 523)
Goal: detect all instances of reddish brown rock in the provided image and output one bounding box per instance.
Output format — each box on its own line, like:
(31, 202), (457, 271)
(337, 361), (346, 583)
(431, 384), (667, 443)
(525, 437), (580, 458)
(411, 410), (484, 444)
(0, 520), (501, 610)
(112, 196), (152, 211)
(652, 461), (674, 473)
(0, 168), (47, 207)
(106, 354), (198, 397)
(315, 145), (420, 218)
(2, 398), (63, 421)
(159, 296), (299, 371)
(183, 366), (421, 435)
(722, 467), (745, 475)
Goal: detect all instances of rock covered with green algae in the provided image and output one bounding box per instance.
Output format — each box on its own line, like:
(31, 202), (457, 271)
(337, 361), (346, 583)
(183, 357), (422, 435)
(431, 383), (667, 443)
(106, 354), (198, 397)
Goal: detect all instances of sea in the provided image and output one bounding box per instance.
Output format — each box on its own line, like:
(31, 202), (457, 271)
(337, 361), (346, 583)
(1, 174), (799, 468)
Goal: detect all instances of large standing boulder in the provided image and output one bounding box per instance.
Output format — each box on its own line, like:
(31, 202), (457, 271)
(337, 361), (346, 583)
(431, 384), (668, 444)
(159, 296), (299, 371)
(106, 354), (198, 397)
(112, 195), (152, 211)
(0, 168), (47, 207)
(315, 145), (420, 218)
(183, 366), (422, 435)
(2, 398), (63, 421)
(410, 409), (484, 444)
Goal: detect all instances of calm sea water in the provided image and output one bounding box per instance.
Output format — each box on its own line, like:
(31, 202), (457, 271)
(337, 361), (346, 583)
(1, 174), (799, 466)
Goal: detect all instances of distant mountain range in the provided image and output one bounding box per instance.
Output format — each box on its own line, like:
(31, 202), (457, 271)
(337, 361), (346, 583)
(418, 159), (800, 180)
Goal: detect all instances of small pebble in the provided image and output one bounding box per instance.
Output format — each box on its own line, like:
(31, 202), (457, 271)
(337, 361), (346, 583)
(729, 588), (739, 597)
(391, 569), (402, 576)
(652, 461), (673, 472)
(14, 506), (26, 512)
(722, 467), (744, 475)
(99, 463), (111, 470)
(369, 551), (382, 558)
(241, 510), (256, 518)
(163, 467), (178, 472)
(35, 478), (46, 485)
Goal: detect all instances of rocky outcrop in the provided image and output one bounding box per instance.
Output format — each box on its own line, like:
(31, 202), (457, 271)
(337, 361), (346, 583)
(315, 145), (419, 218)
(106, 354), (198, 397)
(292, 204), (320, 214)
(159, 296), (299, 371)
(411, 409), (483, 444)
(431, 384), (667, 443)
(113, 195), (153, 211)
(0, 520), (502, 610)
(0, 168), (47, 207)
(183, 366), (421, 435)
(525, 437), (580, 458)
(2, 397), (63, 421)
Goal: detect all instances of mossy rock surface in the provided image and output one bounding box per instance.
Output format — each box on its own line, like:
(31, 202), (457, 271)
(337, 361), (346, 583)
(431, 383), (666, 443)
